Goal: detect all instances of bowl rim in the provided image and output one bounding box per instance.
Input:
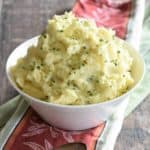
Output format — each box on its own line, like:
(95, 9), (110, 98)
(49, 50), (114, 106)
(6, 36), (145, 109)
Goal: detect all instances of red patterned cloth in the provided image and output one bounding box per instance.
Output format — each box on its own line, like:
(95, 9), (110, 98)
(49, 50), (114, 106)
(4, 108), (105, 150)
(4, 0), (132, 149)
(72, 0), (131, 38)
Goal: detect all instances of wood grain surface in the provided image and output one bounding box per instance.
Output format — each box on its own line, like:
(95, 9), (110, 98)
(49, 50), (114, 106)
(0, 0), (150, 150)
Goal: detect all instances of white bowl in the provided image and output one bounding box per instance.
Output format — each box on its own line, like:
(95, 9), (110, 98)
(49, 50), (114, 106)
(6, 36), (145, 130)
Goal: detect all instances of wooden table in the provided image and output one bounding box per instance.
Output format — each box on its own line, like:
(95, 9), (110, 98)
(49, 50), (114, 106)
(0, 0), (150, 149)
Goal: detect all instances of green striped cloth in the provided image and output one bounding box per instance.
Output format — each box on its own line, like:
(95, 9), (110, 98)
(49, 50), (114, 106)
(125, 2), (150, 117)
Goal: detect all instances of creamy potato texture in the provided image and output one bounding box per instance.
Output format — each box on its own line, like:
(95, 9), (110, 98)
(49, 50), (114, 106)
(11, 12), (134, 105)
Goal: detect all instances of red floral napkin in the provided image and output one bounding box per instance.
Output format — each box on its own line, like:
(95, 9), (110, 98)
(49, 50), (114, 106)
(72, 0), (131, 38)
(4, 108), (105, 150)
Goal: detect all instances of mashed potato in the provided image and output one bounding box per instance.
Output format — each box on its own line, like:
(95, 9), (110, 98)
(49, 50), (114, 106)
(11, 12), (134, 105)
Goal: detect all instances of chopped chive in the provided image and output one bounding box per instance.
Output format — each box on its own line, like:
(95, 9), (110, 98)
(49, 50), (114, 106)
(96, 79), (99, 83)
(87, 77), (93, 81)
(46, 95), (48, 98)
(41, 31), (46, 38)
(87, 101), (91, 104)
(43, 35), (46, 38)
(87, 91), (93, 96)
(21, 66), (26, 69)
(99, 39), (103, 42)
(67, 81), (70, 86)
(72, 82), (77, 88)
(81, 63), (85, 66)
(51, 78), (55, 83)
(114, 63), (117, 66)
(36, 66), (40, 69)
(111, 59), (118, 66)
(83, 46), (86, 49)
